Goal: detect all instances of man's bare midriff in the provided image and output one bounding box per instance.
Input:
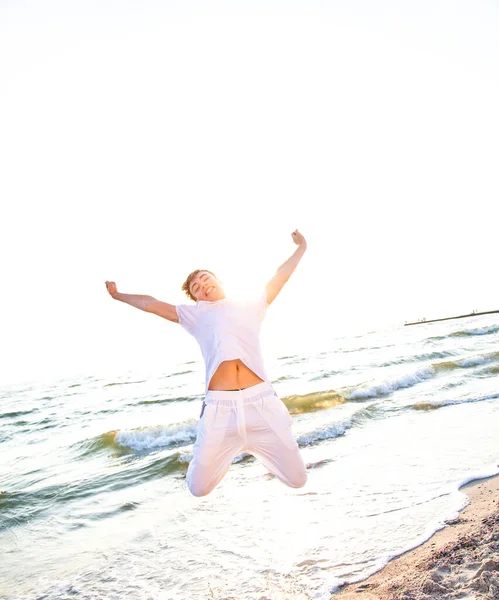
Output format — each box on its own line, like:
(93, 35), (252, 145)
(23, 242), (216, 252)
(208, 359), (264, 391)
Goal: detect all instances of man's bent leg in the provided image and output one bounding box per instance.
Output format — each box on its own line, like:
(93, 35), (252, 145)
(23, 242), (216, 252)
(186, 404), (244, 497)
(246, 397), (307, 489)
(186, 441), (243, 497)
(248, 435), (307, 488)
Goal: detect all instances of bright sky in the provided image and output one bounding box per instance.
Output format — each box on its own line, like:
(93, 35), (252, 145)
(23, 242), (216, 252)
(1, 0), (498, 384)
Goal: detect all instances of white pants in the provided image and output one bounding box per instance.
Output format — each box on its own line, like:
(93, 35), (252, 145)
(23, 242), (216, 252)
(186, 381), (307, 497)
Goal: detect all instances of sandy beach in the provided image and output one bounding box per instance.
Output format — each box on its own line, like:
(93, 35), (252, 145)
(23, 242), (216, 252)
(334, 475), (499, 600)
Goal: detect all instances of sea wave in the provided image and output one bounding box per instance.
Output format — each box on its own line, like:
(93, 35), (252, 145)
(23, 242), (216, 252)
(280, 356), (308, 366)
(346, 353), (499, 401)
(74, 430), (124, 456)
(296, 405), (378, 447)
(104, 380), (147, 387)
(157, 368), (196, 380)
(74, 421), (199, 456)
(150, 408), (374, 459)
(345, 351), (499, 401)
(347, 367), (435, 400)
(282, 390), (345, 414)
(433, 351), (499, 372)
(410, 391), (499, 411)
(80, 398), (365, 459)
(0, 408), (37, 420)
(450, 325), (499, 337)
(296, 420), (351, 446)
(115, 421), (198, 451)
(119, 403), (377, 452)
(369, 351), (456, 369)
(0, 451), (191, 531)
(309, 370), (343, 381)
(429, 325), (499, 341)
(169, 369), (195, 377)
(137, 395), (201, 406)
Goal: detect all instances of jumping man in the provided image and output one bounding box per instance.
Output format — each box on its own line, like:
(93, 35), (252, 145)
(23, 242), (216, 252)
(105, 229), (308, 496)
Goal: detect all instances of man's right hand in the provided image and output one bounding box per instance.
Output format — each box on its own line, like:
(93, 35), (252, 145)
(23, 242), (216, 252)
(105, 281), (119, 298)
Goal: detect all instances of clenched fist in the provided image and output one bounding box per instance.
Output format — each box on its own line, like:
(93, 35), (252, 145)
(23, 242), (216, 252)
(291, 229), (307, 248)
(105, 281), (119, 298)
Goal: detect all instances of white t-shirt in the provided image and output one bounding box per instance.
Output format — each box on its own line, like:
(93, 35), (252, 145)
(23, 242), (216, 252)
(175, 292), (270, 392)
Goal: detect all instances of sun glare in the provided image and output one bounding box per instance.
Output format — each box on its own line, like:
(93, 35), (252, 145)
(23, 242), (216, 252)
(222, 272), (267, 302)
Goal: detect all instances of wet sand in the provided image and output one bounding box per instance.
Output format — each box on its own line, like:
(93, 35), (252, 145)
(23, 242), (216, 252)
(334, 475), (499, 600)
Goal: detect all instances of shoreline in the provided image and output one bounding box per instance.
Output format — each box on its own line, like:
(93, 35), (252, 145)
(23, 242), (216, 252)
(333, 473), (499, 600)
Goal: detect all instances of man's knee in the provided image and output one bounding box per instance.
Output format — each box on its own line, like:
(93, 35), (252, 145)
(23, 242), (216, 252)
(291, 471), (308, 488)
(287, 469), (307, 489)
(186, 472), (216, 497)
(187, 481), (213, 497)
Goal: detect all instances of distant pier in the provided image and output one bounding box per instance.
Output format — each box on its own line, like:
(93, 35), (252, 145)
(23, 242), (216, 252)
(404, 310), (499, 326)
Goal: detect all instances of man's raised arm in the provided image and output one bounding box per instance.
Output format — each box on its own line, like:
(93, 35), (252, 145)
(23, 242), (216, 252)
(105, 281), (179, 323)
(265, 230), (307, 305)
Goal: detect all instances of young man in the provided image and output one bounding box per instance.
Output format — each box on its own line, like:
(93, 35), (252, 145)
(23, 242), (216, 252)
(105, 229), (307, 496)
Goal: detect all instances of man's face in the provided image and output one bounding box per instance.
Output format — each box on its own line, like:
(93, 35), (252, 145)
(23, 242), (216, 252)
(189, 271), (224, 302)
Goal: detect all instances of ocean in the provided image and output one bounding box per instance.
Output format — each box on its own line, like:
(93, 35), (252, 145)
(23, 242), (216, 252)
(1, 314), (498, 600)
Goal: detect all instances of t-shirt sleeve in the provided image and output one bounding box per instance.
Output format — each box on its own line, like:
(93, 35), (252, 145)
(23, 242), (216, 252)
(175, 304), (198, 335)
(254, 289), (269, 321)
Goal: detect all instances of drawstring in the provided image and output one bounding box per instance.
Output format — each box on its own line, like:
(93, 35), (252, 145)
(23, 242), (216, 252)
(235, 389), (246, 441)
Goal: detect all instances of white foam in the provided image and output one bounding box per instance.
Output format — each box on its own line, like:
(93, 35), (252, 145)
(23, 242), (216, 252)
(457, 355), (488, 367)
(177, 451), (193, 464)
(115, 421), (198, 451)
(452, 464), (499, 494)
(296, 420), (350, 446)
(348, 366), (435, 400)
(466, 326), (499, 335)
(296, 406), (372, 447)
